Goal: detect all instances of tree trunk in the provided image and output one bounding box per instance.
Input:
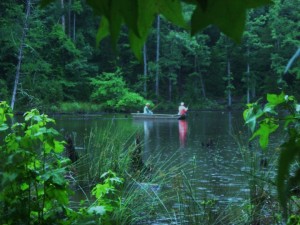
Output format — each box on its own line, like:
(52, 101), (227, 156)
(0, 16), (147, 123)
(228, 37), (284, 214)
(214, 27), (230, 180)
(227, 60), (232, 108)
(68, 0), (71, 37)
(143, 44), (147, 95)
(246, 62), (250, 104)
(251, 80), (256, 99)
(155, 15), (160, 98)
(168, 78), (172, 102)
(196, 56), (206, 99)
(61, 0), (65, 32)
(11, 0), (31, 110)
(246, 47), (251, 104)
(73, 12), (76, 41)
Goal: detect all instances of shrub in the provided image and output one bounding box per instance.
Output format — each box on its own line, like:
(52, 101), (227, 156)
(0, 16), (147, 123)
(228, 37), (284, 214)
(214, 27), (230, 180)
(90, 69), (147, 111)
(0, 102), (124, 224)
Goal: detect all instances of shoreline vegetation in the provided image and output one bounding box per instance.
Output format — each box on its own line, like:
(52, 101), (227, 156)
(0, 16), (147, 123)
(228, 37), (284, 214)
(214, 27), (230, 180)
(13, 98), (247, 115)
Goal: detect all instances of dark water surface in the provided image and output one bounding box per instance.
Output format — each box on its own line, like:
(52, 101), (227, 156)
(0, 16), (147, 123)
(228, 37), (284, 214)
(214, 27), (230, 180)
(53, 111), (269, 206)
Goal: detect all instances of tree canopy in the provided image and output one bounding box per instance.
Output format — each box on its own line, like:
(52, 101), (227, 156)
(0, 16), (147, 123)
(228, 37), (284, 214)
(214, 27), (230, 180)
(1, 0), (299, 112)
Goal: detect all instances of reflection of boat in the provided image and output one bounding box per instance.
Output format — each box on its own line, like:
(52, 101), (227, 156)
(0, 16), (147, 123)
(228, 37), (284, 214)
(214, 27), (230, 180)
(131, 113), (184, 120)
(179, 120), (188, 147)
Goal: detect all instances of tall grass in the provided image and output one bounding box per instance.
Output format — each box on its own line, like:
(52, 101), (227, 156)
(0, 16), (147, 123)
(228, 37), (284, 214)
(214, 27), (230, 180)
(66, 121), (295, 224)
(67, 122), (200, 224)
(230, 127), (281, 224)
(52, 102), (104, 114)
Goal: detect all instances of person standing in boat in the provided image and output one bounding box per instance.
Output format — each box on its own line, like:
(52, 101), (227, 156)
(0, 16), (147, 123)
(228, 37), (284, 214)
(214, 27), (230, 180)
(178, 102), (188, 117)
(144, 103), (153, 114)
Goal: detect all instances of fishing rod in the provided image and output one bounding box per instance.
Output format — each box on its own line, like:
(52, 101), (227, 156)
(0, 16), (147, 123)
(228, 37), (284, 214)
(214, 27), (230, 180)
(151, 102), (162, 111)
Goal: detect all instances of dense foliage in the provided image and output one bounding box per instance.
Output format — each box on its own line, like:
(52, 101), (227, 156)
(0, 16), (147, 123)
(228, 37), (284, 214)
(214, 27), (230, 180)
(0, 0), (299, 112)
(0, 102), (125, 224)
(244, 92), (300, 220)
(90, 69), (147, 111)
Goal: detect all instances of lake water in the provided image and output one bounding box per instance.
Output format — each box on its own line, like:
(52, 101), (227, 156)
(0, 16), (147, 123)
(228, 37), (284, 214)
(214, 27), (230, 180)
(53, 111), (279, 222)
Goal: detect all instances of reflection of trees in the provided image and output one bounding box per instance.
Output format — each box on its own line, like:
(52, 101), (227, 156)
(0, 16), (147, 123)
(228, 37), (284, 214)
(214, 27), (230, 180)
(228, 111), (232, 135)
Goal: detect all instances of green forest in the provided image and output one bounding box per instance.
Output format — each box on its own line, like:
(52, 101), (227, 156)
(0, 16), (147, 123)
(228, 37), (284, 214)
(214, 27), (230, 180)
(1, 0), (300, 224)
(1, 0), (299, 113)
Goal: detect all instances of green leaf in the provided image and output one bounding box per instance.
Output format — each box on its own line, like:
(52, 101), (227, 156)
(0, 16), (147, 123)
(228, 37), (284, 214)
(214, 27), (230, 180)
(0, 123), (9, 131)
(128, 0), (157, 60)
(284, 115), (295, 128)
(245, 113), (257, 132)
(47, 187), (69, 205)
(46, 127), (60, 136)
(90, 0), (121, 49)
(277, 137), (300, 212)
(54, 140), (64, 153)
(263, 103), (277, 114)
(88, 206), (106, 215)
(86, 0), (109, 16)
(250, 121), (279, 149)
(51, 170), (67, 186)
(21, 183), (29, 191)
(129, 31), (144, 61)
(243, 106), (263, 132)
(267, 92), (285, 105)
(191, 1), (246, 42)
(119, 0), (139, 36)
(191, 0), (271, 42)
(2, 172), (18, 183)
(182, 0), (198, 4)
(158, 0), (187, 29)
(108, 0), (122, 49)
(245, 0), (272, 8)
(39, 0), (54, 7)
(92, 183), (111, 198)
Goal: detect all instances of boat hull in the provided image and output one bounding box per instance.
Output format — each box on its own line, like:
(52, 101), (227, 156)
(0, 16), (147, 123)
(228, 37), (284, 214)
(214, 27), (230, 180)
(131, 113), (185, 120)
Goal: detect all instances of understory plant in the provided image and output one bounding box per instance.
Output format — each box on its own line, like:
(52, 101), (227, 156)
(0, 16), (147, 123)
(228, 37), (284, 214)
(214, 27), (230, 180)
(0, 102), (71, 224)
(244, 92), (300, 222)
(89, 69), (148, 112)
(0, 101), (123, 224)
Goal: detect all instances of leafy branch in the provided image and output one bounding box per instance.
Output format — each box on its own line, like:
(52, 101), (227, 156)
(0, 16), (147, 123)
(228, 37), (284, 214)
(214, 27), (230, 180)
(244, 92), (300, 219)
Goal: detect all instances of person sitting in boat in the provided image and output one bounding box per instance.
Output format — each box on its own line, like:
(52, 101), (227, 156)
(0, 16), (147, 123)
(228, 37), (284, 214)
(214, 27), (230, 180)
(178, 102), (188, 116)
(144, 103), (153, 114)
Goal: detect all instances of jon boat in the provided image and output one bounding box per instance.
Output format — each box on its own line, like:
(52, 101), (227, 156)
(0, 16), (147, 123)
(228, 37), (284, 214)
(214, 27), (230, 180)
(131, 113), (186, 120)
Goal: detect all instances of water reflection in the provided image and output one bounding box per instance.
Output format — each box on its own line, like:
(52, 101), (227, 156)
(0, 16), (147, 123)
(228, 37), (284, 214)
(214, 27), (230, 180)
(228, 111), (232, 135)
(143, 120), (152, 138)
(178, 120), (188, 148)
(143, 120), (153, 156)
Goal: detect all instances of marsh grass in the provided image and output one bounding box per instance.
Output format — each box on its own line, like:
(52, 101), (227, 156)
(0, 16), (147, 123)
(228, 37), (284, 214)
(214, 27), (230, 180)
(65, 120), (287, 224)
(66, 122), (206, 224)
(55, 102), (104, 114)
(70, 125), (235, 224)
(230, 126), (281, 224)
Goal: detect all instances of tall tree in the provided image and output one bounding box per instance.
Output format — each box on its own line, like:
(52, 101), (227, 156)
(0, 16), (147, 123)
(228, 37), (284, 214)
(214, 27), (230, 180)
(268, 0), (300, 96)
(242, 10), (271, 103)
(60, 0), (65, 32)
(155, 15), (160, 99)
(216, 35), (235, 108)
(143, 44), (148, 95)
(11, 0), (31, 110)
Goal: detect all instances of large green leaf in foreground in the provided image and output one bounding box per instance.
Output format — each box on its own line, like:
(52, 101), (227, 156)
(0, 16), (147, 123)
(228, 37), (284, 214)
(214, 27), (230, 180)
(40, 0), (272, 59)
